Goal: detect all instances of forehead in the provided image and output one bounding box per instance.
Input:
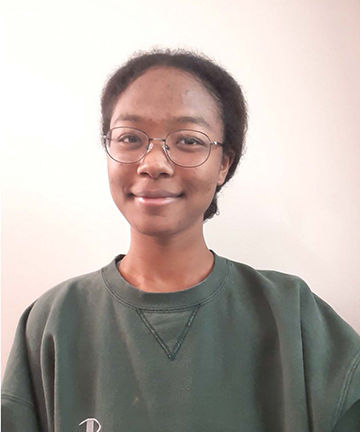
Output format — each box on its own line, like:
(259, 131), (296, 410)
(110, 66), (222, 132)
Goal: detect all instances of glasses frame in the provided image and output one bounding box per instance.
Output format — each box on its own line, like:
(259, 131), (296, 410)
(103, 126), (224, 168)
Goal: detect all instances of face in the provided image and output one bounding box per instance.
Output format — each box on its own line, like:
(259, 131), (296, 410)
(107, 66), (233, 238)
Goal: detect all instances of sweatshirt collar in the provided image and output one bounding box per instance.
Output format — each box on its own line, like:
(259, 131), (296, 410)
(101, 250), (230, 310)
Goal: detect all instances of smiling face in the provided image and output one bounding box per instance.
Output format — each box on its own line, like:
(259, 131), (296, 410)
(107, 66), (232, 238)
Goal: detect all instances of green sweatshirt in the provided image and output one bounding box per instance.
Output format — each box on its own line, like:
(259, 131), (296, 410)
(2, 251), (360, 431)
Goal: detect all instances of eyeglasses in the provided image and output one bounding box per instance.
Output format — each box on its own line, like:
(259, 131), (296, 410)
(103, 127), (223, 168)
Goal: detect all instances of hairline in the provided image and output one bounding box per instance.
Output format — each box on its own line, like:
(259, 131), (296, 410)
(105, 64), (225, 139)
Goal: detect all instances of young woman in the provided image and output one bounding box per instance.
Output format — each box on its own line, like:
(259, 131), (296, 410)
(2, 49), (360, 432)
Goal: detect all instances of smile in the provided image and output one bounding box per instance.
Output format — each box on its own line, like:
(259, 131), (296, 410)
(133, 196), (182, 206)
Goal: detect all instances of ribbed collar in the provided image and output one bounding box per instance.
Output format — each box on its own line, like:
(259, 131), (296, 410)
(101, 250), (230, 310)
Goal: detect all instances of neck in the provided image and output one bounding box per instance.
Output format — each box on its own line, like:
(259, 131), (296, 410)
(118, 223), (214, 293)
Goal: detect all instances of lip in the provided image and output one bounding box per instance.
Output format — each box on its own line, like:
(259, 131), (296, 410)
(130, 190), (183, 206)
(131, 190), (183, 198)
(134, 196), (181, 206)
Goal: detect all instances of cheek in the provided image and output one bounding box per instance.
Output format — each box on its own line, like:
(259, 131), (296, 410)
(107, 162), (130, 203)
(107, 163), (119, 196)
(185, 169), (218, 204)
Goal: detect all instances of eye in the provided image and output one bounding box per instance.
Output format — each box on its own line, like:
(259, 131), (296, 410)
(116, 134), (141, 144)
(176, 135), (207, 147)
(181, 137), (202, 145)
(110, 130), (145, 150)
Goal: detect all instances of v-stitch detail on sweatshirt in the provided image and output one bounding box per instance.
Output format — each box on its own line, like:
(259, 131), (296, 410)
(136, 305), (200, 361)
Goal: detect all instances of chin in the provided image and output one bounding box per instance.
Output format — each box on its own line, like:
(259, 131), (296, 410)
(129, 215), (194, 238)
(133, 222), (182, 238)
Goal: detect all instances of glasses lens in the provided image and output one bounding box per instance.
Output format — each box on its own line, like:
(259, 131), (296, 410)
(166, 130), (210, 167)
(107, 128), (147, 163)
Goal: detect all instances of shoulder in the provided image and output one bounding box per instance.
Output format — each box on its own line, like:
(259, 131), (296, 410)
(225, 255), (360, 341)
(225, 255), (312, 300)
(225, 255), (360, 424)
(22, 259), (115, 337)
(31, 267), (102, 309)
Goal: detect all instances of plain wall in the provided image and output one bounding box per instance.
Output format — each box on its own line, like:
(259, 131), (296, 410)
(2, 0), (360, 374)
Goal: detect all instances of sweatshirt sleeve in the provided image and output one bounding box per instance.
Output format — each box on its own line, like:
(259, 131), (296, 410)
(1, 305), (42, 432)
(333, 350), (360, 431)
(333, 401), (360, 431)
(298, 283), (360, 431)
(1, 396), (41, 432)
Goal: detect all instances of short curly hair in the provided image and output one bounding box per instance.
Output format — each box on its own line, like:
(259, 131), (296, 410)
(101, 48), (248, 221)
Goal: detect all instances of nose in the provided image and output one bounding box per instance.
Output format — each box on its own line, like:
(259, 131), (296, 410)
(136, 139), (175, 178)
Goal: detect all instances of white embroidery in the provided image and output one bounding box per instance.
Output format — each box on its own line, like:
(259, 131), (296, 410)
(79, 418), (102, 432)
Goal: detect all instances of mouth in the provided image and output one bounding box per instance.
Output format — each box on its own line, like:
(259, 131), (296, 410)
(135, 196), (180, 205)
(129, 192), (184, 206)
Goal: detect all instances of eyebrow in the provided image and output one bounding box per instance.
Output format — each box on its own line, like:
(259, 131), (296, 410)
(113, 114), (211, 129)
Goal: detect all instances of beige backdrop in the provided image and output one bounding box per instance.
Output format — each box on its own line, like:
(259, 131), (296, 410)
(2, 0), (360, 374)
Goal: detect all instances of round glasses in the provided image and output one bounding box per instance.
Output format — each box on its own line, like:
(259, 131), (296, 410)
(103, 127), (223, 168)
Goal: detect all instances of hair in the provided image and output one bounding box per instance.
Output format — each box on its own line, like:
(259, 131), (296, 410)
(101, 48), (248, 221)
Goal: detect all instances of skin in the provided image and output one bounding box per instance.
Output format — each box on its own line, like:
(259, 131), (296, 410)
(107, 66), (233, 292)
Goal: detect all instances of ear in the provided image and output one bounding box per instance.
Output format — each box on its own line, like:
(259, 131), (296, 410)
(217, 150), (235, 186)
